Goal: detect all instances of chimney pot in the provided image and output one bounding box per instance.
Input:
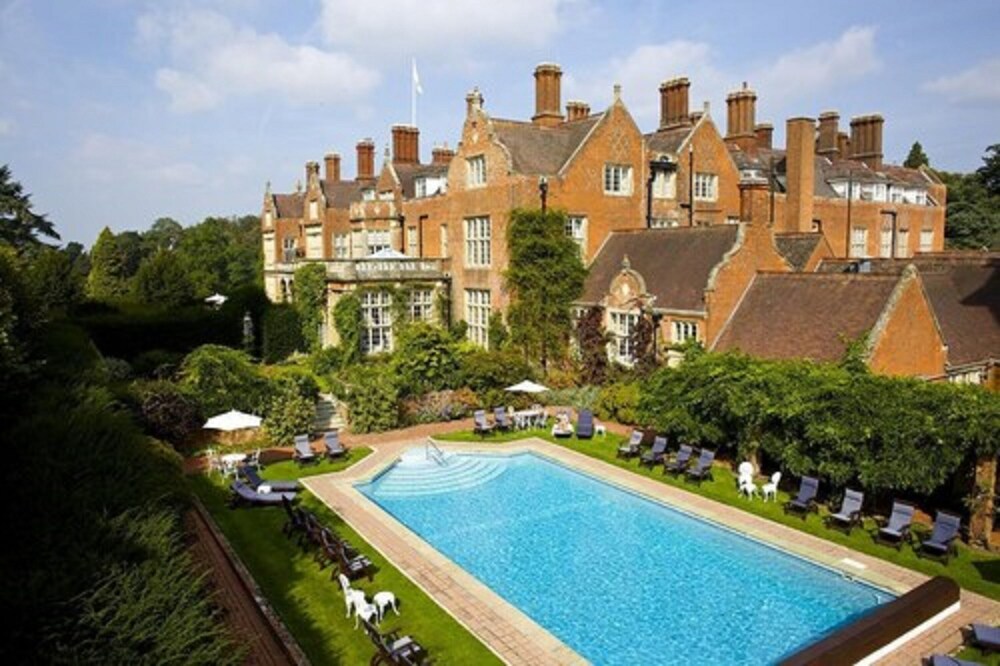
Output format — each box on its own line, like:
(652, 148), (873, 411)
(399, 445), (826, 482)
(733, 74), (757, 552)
(391, 124), (420, 165)
(356, 139), (375, 181)
(850, 114), (884, 170)
(754, 123), (773, 150)
(725, 83), (757, 151)
(566, 100), (590, 121)
(324, 152), (341, 183)
(658, 76), (691, 129)
(533, 63), (564, 127)
(431, 144), (455, 166)
(816, 110), (840, 159)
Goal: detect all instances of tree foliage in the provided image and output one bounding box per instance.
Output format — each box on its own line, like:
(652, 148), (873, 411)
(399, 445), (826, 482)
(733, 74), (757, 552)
(132, 249), (195, 307)
(262, 377), (316, 444)
(28, 246), (84, 312)
(131, 380), (203, 445)
(575, 305), (610, 385)
(293, 262), (327, 352)
(261, 304), (304, 363)
(178, 344), (269, 415)
(333, 293), (362, 365)
(978, 144), (1000, 198)
(937, 145), (1000, 250)
(341, 363), (400, 433)
(87, 227), (132, 301)
(903, 141), (929, 169)
(504, 208), (587, 369)
(392, 322), (460, 396)
(0, 164), (59, 250)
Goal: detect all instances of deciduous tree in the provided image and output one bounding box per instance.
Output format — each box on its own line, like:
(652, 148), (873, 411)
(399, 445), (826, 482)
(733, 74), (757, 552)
(0, 164), (58, 250)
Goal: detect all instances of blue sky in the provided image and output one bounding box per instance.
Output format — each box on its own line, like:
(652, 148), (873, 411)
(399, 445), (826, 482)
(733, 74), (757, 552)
(1, 0), (998, 245)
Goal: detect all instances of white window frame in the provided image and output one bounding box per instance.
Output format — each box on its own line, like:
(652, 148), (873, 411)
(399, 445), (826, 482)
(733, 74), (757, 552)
(880, 221), (893, 258)
(671, 320), (699, 344)
(603, 164), (632, 195)
(896, 227), (910, 258)
(406, 226), (418, 256)
(920, 228), (934, 253)
(565, 216), (587, 257)
(334, 234), (349, 259)
(407, 289), (434, 322)
(608, 309), (638, 366)
(263, 232), (275, 266)
(361, 291), (393, 354)
(466, 155), (486, 188)
(464, 217), (491, 268)
(694, 173), (718, 202)
(850, 227), (868, 258)
(282, 236), (296, 263)
(305, 228), (322, 258)
(309, 200), (319, 220)
(465, 289), (491, 348)
(362, 188), (375, 201)
(652, 170), (676, 199)
(415, 178), (427, 198)
(366, 229), (391, 256)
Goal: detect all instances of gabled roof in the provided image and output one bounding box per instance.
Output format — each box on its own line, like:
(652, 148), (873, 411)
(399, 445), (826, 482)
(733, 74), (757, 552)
(490, 115), (602, 175)
(319, 180), (367, 209)
(579, 225), (741, 312)
(775, 232), (826, 271)
(713, 272), (904, 362)
(645, 125), (695, 156)
(818, 254), (1000, 367)
(273, 193), (303, 219)
(391, 163), (449, 198)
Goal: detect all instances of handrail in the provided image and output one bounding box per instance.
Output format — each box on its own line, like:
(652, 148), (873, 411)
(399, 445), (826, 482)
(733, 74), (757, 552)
(425, 438), (447, 466)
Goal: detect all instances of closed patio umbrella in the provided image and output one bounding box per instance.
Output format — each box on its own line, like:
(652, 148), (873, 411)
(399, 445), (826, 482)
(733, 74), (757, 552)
(504, 380), (550, 393)
(203, 409), (262, 432)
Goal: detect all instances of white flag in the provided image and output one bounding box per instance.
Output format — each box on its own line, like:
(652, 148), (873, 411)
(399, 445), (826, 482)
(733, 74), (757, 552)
(412, 59), (423, 95)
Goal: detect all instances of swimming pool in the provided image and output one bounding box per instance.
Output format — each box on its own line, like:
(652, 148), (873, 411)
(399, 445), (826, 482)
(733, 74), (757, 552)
(358, 451), (890, 664)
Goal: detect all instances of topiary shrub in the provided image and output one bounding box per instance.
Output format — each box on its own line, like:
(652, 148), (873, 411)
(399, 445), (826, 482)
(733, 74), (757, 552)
(595, 381), (641, 425)
(131, 380), (203, 445)
(261, 304), (304, 363)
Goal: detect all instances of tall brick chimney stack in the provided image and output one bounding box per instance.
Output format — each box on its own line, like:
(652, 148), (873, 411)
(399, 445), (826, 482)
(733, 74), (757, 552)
(565, 100), (590, 121)
(392, 125), (420, 165)
(533, 63), (564, 127)
(785, 117), (816, 233)
(754, 123), (773, 150)
(837, 132), (851, 160)
(725, 82), (757, 151)
(356, 139), (375, 181)
(658, 77), (691, 129)
(816, 111), (840, 159)
(431, 144), (455, 166)
(850, 114), (884, 170)
(324, 152), (341, 183)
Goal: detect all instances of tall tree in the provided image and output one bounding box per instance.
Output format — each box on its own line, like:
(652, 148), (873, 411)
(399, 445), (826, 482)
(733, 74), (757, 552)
(937, 169), (1000, 249)
(977, 143), (1000, 197)
(28, 246), (84, 312)
(903, 141), (929, 169)
(132, 249), (195, 307)
(86, 227), (131, 301)
(504, 208), (587, 372)
(143, 217), (184, 253)
(0, 164), (59, 250)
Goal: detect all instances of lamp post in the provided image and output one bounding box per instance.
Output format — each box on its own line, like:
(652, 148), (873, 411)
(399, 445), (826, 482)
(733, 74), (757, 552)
(539, 176), (549, 213)
(647, 158), (676, 228)
(688, 144), (695, 227)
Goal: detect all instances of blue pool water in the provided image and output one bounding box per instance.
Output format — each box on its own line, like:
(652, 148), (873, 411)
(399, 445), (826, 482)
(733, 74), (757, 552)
(358, 451), (889, 665)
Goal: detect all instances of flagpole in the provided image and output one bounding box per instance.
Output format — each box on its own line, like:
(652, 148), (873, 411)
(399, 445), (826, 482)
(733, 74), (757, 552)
(411, 58), (417, 127)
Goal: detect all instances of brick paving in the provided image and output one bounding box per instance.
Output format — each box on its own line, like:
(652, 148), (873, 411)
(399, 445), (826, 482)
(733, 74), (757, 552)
(186, 505), (301, 666)
(300, 433), (1000, 666)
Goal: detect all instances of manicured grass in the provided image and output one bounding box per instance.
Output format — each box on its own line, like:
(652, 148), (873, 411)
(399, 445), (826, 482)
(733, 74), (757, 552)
(439, 427), (1000, 601)
(957, 645), (1000, 665)
(190, 450), (501, 666)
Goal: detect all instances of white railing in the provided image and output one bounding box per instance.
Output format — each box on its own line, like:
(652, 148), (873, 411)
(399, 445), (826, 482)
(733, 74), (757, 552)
(425, 438), (448, 466)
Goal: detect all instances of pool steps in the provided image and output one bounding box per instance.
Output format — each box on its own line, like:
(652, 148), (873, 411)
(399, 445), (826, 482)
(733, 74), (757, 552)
(371, 454), (506, 497)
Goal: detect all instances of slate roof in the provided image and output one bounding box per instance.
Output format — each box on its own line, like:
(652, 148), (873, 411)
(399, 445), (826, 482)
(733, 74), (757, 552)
(775, 232), (826, 271)
(491, 115), (601, 175)
(273, 193), (303, 219)
(818, 255), (1000, 367)
(713, 272), (903, 362)
(579, 225), (740, 312)
(319, 180), (366, 209)
(645, 125), (695, 156)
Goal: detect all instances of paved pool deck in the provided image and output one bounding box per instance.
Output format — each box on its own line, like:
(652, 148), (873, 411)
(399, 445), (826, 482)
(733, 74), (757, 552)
(301, 436), (1000, 665)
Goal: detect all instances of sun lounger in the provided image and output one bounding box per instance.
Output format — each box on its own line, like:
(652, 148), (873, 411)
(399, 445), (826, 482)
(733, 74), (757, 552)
(293, 435), (317, 465)
(473, 410), (495, 437)
(784, 476), (820, 518)
(876, 501), (915, 549)
(970, 623), (1000, 652)
(663, 444), (693, 475)
(280, 495), (307, 542)
(228, 480), (296, 508)
(927, 655), (982, 666)
(576, 409), (595, 439)
(919, 511), (962, 563)
(639, 436), (669, 468)
(240, 465), (300, 493)
(826, 488), (864, 534)
(336, 540), (374, 582)
(362, 618), (429, 665)
(323, 430), (346, 459)
(616, 430), (643, 459)
(685, 448), (716, 483)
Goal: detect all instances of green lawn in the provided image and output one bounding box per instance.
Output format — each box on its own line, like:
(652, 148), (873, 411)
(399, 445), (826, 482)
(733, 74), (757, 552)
(957, 646), (1000, 665)
(438, 427), (1000, 601)
(191, 449), (501, 666)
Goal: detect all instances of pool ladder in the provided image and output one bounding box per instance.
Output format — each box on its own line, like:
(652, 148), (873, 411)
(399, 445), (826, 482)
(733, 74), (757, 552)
(425, 438), (448, 466)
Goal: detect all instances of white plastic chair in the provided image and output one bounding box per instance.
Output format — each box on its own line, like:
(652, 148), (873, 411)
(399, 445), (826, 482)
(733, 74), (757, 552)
(354, 600), (379, 628)
(205, 448), (223, 476)
(739, 478), (758, 499)
(737, 461), (755, 479)
(246, 448), (262, 471)
(373, 591), (399, 622)
(762, 472), (782, 501)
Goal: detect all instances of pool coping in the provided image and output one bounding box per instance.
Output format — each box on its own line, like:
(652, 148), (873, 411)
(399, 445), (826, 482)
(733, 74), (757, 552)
(302, 437), (1000, 665)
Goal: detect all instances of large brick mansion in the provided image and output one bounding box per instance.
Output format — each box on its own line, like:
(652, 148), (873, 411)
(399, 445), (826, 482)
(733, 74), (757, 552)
(260, 63), (997, 386)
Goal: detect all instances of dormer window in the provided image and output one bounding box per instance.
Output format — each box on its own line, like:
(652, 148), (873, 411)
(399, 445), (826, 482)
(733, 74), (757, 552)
(467, 155), (486, 187)
(362, 188), (375, 201)
(415, 178), (427, 198)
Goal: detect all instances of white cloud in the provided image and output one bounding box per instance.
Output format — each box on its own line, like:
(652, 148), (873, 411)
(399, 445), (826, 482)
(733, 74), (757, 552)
(753, 26), (880, 107)
(74, 133), (204, 185)
(0, 117), (13, 136)
(318, 0), (574, 56)
(923, 57), (1000, 103)
(565, 40), (726, 122)
(139, 9), (379, 113)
